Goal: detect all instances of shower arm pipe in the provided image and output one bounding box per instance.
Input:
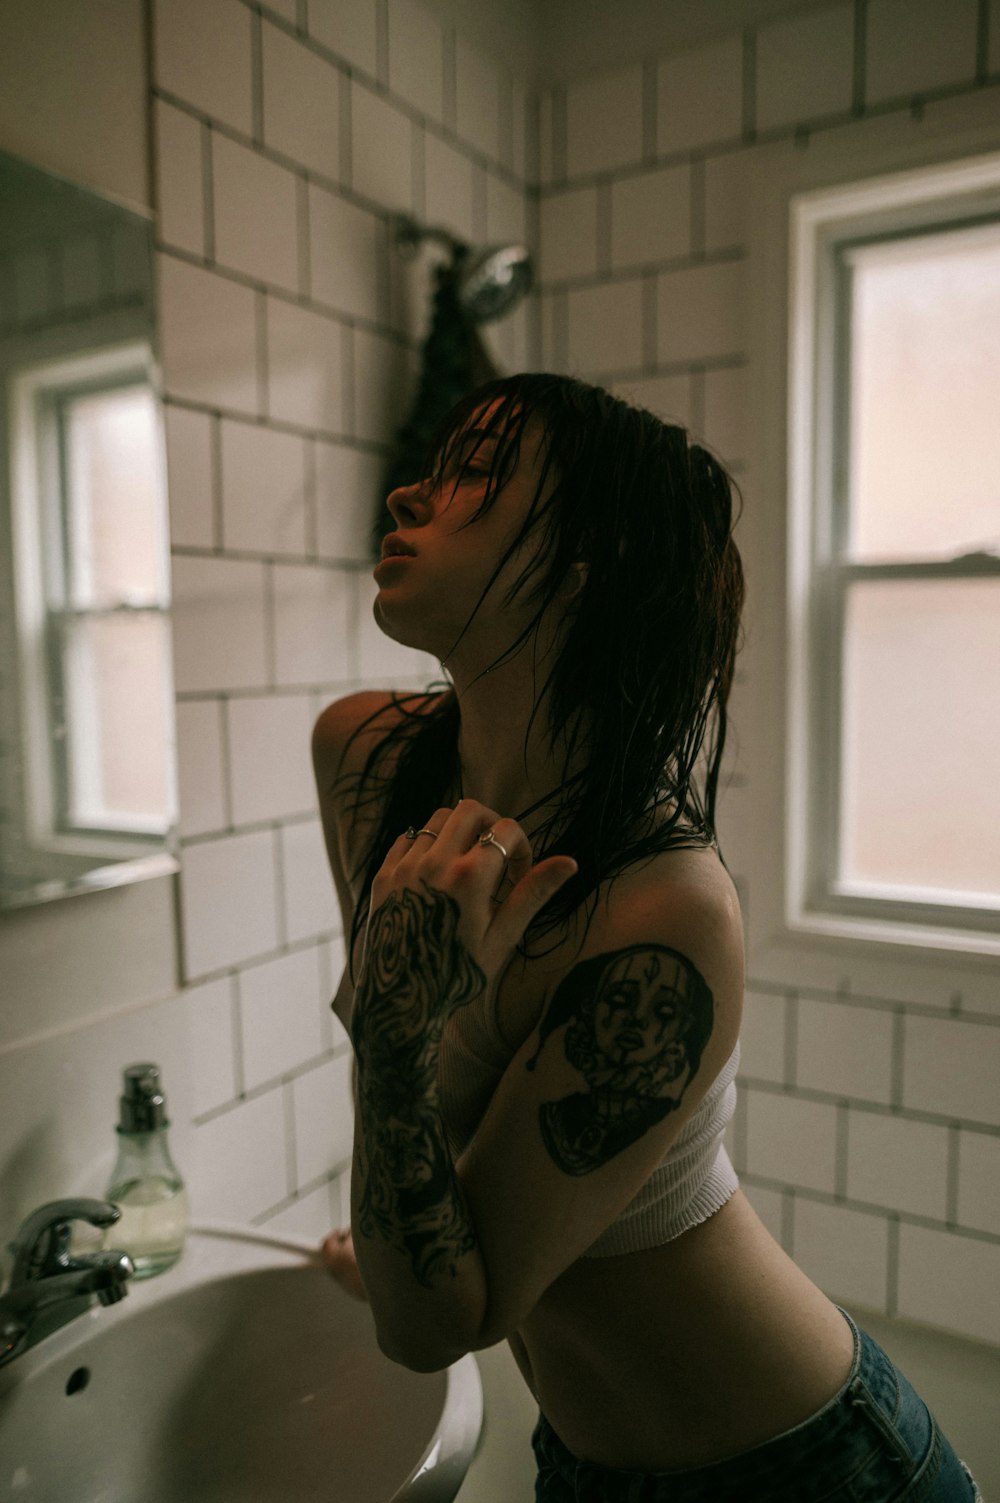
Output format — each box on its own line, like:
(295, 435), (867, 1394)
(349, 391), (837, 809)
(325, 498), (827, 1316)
(392, 212), (470, 261)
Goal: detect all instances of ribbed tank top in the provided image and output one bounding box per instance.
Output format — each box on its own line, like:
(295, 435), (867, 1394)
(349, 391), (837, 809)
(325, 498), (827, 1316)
(437, 975), (741, 1258)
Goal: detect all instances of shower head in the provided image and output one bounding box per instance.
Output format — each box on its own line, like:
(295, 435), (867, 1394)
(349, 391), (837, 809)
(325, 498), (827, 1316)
(457, 242), (532, 323)
(392, 213), (533, 324)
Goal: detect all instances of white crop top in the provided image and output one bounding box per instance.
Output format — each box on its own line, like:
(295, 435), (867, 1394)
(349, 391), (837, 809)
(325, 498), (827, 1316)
(436, 978), (741, 1258)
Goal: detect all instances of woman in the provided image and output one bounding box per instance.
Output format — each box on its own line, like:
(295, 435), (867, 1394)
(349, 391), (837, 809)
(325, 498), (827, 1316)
(312, 374), (980, 1500)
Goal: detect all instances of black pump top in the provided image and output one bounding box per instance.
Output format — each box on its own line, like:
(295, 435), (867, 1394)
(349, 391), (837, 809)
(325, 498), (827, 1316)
(117, 1062), (169, 1132)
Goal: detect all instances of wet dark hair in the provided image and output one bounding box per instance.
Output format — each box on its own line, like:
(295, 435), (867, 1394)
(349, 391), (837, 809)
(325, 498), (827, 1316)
(335, 372), (745, 985)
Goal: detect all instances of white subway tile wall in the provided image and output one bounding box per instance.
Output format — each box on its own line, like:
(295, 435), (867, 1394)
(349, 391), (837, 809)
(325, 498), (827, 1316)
(154, 0), (535, 1237)
(535, 6), (1000, 1345)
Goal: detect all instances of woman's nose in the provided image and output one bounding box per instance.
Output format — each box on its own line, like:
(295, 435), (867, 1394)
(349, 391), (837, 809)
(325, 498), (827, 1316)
(385, 479), (428, 524)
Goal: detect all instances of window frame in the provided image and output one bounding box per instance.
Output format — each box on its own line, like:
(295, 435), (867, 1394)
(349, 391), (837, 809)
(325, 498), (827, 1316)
(8, 339), (176, 865)
(785, 146), (1000, 959)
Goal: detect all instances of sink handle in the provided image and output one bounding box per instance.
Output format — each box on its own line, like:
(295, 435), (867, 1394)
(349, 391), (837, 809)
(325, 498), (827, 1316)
(9, 1199), (122, 1286)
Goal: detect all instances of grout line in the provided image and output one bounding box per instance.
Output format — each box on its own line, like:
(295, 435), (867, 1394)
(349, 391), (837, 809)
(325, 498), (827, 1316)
(785, 990), (798, 1089)
(741, 27), (757, 144)
(835, 1100), (849, 1199)
(853, 0), (867, 115)
(442, 25), (457, 134)
(256, 288), (269, 418)
(976, 0), (990, 82)
(210, 411), (224, 549)
(297, 172), (311, 300)
(946, 1122), (961, 1227)
(690, 157), (706, 259)
(642, 57), (657, 164)
(886, 1213), (899, 1317)
(230, 970), (245, 1096)
(202, 123), (216, 262)
(596, 182), (612, 277)
(218, 695), (234, 829)
(375, 0), (389, 90)
(251, 7), (264, 147)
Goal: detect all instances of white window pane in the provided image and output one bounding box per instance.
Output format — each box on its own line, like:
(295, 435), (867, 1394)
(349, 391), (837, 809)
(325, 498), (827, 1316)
(839, 578), (1000, 904)
(65, 384), (167, 606)
(63, 614), (175, 831)
(847, 222), (1000, 562)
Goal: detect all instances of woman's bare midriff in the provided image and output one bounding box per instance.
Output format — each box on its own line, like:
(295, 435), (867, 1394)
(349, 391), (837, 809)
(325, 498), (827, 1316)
(510, 1189), (857, 1471)
(326, 690), (857, 1474)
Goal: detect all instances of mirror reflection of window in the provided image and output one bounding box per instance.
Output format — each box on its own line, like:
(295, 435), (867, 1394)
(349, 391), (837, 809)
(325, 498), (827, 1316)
(49, 375), (176, 837)
(0, 147), (177, 909)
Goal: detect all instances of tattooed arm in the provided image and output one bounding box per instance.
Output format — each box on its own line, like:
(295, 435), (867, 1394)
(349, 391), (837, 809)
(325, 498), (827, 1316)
(348, 855), (742, 1374)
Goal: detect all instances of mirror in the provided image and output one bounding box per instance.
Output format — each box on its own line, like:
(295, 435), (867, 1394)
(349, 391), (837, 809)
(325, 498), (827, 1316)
(0, 150), (178, 910)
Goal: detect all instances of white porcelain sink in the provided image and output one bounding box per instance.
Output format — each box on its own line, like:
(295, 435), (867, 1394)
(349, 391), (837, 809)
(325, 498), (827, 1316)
(0, 1223), (483, 1502)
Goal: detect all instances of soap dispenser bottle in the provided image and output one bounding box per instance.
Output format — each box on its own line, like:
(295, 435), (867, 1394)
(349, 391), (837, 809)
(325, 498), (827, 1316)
(104, 1063), (189, 1278)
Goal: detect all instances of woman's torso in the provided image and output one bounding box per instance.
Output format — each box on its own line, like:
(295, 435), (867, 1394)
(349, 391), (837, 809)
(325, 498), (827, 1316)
(326, 690), (855, 1471)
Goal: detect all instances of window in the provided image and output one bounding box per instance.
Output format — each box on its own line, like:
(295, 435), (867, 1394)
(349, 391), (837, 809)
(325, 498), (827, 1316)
(8, 342), (176, 861)
(787, 151), (1000, 949)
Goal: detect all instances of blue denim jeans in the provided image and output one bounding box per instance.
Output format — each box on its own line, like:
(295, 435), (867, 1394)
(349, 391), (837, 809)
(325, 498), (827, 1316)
(532, 1308), (983, 1502)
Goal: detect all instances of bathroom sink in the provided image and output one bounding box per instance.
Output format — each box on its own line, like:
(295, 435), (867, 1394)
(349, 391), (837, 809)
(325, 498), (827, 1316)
(0, 1223), (483, 1502)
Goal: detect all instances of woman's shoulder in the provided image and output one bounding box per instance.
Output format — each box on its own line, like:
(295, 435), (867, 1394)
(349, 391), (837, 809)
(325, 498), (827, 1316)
(312, 687), (448, 787)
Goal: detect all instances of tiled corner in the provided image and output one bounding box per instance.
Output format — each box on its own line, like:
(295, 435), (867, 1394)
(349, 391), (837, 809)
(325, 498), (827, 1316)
(656, 35), (744, 157)
(565, 64), (644, 180)
(756, 4), (854, 135)
(180, 827), (281, 977)
(153, 0), (253, 136)
(262, 19), (343, 182)
(238, 947), (326, 1091)
(227, 693), (317, 825)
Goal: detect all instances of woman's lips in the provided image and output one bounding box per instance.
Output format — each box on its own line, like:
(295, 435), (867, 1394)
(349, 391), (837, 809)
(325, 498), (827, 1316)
(373, 554), (413, 577)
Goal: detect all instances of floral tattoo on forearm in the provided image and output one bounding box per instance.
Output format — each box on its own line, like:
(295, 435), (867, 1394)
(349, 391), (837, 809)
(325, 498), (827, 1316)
(351, 881), (487, 1287)
(526, 943), (715, 1175)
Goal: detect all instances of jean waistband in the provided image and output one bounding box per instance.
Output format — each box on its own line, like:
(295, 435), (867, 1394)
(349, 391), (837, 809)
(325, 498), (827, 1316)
(533, 1306), (916, 1501)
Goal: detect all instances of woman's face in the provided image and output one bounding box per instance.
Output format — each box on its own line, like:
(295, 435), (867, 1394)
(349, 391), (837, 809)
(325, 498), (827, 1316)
(372, 401), (566, 669)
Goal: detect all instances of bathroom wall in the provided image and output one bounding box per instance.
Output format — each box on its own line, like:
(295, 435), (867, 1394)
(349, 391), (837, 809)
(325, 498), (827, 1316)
(2, 0), (999, 1496)
(532, 0), (1000, 1483)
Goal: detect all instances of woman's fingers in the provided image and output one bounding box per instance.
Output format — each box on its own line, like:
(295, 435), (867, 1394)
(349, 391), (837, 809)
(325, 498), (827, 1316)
(320, 1227), (369, 1302)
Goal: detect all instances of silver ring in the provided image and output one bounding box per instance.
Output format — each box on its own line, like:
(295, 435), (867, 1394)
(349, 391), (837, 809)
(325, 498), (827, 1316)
(478, 830), (509, 861)
(404, 826), (438, 841)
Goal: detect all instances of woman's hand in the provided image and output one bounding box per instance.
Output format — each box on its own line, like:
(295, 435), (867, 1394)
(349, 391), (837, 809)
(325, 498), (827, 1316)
(320, 1227), (369, 1301)
(359, 799), (578, 1007)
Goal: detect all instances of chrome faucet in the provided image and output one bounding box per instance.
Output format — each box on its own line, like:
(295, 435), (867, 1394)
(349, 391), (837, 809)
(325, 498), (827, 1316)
(0, 1199), (134, 1367)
